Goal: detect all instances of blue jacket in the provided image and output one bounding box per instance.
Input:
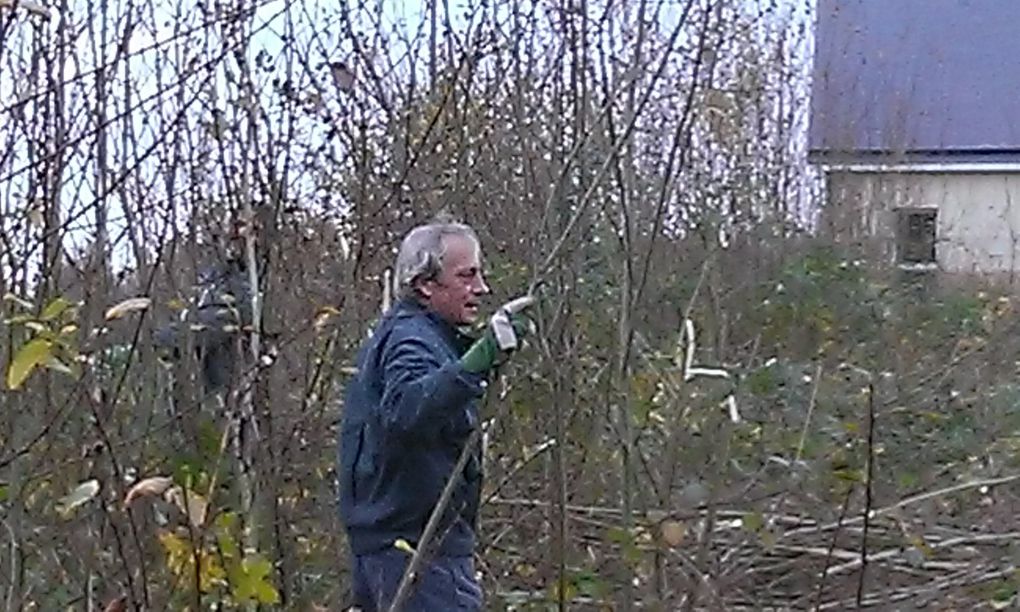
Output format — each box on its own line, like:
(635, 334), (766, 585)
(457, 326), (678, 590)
(338, 299), (487, 557)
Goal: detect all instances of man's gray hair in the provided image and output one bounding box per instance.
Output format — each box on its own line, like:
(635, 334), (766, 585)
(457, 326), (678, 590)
(394, 221), (479, 300)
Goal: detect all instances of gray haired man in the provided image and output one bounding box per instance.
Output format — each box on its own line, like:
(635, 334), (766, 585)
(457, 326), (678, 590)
(338, 220), (534, 611)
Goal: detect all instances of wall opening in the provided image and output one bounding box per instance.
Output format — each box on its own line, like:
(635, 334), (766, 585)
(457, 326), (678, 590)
(896, 207), (937, 266)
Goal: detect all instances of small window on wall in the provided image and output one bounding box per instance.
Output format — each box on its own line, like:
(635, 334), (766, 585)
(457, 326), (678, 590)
(896, 208), (937, 265)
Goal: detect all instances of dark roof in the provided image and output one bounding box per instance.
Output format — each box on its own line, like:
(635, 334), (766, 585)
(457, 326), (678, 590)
(809, 0), (1020, 161)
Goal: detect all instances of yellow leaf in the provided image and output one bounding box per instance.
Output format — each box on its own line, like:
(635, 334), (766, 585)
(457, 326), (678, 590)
(393, 538), (416, 554)
(909, 534), (934, 557)
(158, 531), (226, 592)
(7, 338), (53, 389)
(104, 297), (152, 320)
(515, 563), (537, 578)
(158, 531), (189, 567)
(167, 298), (187, 311)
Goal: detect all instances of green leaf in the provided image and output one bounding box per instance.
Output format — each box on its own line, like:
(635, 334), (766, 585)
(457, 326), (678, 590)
(572, 569), (607, 599)
(746, 366), (779, 396)
(603, 526), (642, 565)
(897, 471), (920, 490)
(172, 458), (206, 490)
(215, 512), (240, 560)
(548, 576), (578, 604)
(741, 512), (764, 533)
(6, 338), (53, 389)
(197, 419), (223, 461)
(230, 556), (280, 604)
(39, 297), (73, 321)
(990, 583), (1017, 609)
(604, 527), (632, 545)
(832, 468), (864, 483)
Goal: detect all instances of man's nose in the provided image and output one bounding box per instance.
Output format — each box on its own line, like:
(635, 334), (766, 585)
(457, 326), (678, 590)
(474, 275), (491, 295)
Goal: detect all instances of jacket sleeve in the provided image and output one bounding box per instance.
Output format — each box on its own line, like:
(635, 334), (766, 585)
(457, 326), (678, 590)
(378, 327), (486, 439)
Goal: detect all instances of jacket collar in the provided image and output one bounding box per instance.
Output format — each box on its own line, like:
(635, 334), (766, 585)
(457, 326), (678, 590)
(391, 298), (476, 352)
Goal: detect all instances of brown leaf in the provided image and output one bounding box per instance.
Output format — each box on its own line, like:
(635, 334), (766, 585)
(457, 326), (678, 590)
(165, 486), (208, 528)
(104, 297), (152, 320)
(103, 595), (127, 612)
(329, 61), (355, 93)
(0, 0), (50, 18)
(660, 520), (686, 547)
(313, 305), (341, 330)
(123, 476), (174, 509)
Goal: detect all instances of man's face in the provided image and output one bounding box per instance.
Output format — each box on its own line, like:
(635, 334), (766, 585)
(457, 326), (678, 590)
(420, 234), (490, 325)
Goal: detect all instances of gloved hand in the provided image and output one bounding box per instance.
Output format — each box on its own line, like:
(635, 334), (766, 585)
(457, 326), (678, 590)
(460, 295), (536, 374)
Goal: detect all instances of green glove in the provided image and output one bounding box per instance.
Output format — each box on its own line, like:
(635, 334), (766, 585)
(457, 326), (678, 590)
(461, 296), (536, 374)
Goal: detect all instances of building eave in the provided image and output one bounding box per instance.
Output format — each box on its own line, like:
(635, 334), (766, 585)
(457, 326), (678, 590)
(817, 162), (1020, 174)
(809, 149), (1020, 173)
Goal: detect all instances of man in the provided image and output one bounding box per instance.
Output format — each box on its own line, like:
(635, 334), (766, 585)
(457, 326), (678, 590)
(338, 220), (534, 611)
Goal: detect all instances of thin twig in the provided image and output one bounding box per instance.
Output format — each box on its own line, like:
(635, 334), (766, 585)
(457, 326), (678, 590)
(386, 425), (482, 612)
(857, 381), (876, 606)
(795, 363), (823, 464)
(783, 473), (1020, 541)
(527, 0), (696, 291)
(823, 531), (1020, 577)
(813, 485), (853, 611)
(2, 518), (16, 612)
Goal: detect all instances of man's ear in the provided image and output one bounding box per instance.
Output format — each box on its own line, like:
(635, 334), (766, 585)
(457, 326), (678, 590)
(417, 280), (433, 298)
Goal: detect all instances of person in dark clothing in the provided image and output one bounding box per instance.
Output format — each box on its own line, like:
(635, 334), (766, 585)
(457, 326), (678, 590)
(152, 257), (254, 394)
(338, 221), (534, 611)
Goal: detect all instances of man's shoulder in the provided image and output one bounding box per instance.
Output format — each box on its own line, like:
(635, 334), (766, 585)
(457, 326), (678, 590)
(386, 301), (446, 335)
(385, 312), (446, 351)
(365, 304), (437, 353)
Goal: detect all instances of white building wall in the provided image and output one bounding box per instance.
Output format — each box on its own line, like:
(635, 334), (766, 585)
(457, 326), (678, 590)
(824, 172), (1020, 276)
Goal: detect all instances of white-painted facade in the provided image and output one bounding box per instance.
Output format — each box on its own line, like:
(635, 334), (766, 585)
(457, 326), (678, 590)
(822, 170), (1020, 279)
